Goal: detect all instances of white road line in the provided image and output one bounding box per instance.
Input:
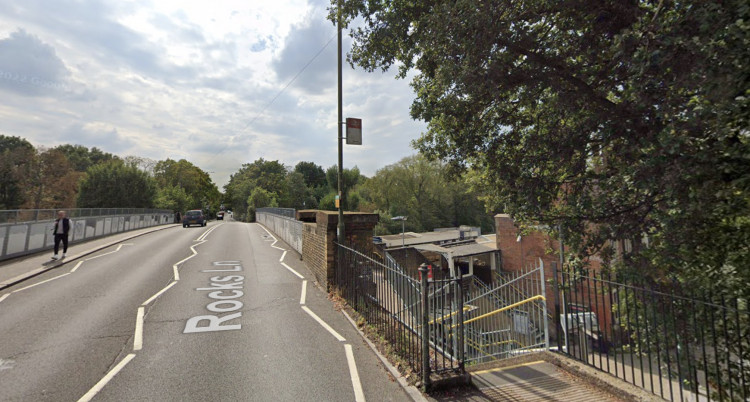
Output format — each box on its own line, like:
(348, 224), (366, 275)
(70, 261), (84, 273)
(257, 224), (285, 250)
(280, 250), (287, 262)
(302, 306), (346, 342)
(84, 244), (125, 261)
(12, 273), (71, 293)
(0, 294), (9, 303)
(170, 240), (205, 281)
(300, 280), (307, 305)
(142, 281), (177, 306)
(133, 307), (144, 351)
(345, 344), (367, 402)
(196, 224), (221, 241)
(77, 353), (136, 402)
(281, 262), (304, 279)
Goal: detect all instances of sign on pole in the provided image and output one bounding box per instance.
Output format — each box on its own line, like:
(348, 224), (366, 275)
(346, 118), (362, 145)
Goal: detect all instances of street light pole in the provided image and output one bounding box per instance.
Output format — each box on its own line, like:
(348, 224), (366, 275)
(336, 1), (345, 242)
(391, 216), (407, 247)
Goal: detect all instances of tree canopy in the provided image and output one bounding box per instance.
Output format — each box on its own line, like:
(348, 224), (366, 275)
(77, 159), (157, 208)
(333, 0), (750, 294)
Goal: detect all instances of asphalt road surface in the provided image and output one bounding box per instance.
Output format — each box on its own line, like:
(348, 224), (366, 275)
(0, 221), (411, 401)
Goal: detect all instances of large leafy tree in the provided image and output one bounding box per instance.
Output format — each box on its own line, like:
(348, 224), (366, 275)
(224, 158), (288, 220)
(77, 160), (156, 208)
(24, 148), (81, 209)
(153, 159), (220, 212)
(362, 155), (494, 234)
(0, 135), (35, 209)
(324, 165), (362, 211)
(54, 144), (117, 172)
(334, 0), (750, 288)
(294, 161), (327, 189)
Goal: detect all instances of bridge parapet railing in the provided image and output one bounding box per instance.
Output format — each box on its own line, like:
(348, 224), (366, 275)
(0, 209), (174, 261)
(0, 208), (172, 224)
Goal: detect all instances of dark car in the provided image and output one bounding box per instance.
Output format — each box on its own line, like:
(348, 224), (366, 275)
(217, 211), (224, 220)
(182, 210), (206, 227)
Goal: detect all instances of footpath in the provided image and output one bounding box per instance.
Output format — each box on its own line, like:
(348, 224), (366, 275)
(0, 224), (177, 290)
(0, 223), (656, 402)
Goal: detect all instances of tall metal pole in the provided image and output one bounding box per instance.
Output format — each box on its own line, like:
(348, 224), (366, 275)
(337, 2), (345, 242)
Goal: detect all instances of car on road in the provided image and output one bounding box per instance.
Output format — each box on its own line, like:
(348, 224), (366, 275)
(217, 211), (224, 220)
(182, 210), (206, 227)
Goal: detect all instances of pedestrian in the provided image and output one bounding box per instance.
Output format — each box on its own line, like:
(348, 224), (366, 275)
(51, 210), (70, 260)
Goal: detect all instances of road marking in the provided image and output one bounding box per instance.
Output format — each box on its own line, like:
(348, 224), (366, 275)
(196, 224), (222, 241)
(134, 307), (144, 351)
(280, 250), (287, 262)
(77, 353), (136, 402)
(0, 358), (14, 371)
(12, 273), (71, 293)
(142, 281), (177, 306)
(300, 280), (307, 305)
(0, 294), (9, 303)
(85, 244), (127, 261)
(345, 344), (366, 402)
(302, 306), (345, 342)
(70, 261), (84, 273)
(281, 262), (304, 279)
(171, 240), (206, 281)
(257, 224), (286, 250)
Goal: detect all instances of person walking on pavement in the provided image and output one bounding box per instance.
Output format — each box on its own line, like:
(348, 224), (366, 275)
(51, 210), (70, 260)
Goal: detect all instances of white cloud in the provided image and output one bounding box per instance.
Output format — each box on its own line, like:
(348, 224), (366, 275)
(0, 0), (426, 188)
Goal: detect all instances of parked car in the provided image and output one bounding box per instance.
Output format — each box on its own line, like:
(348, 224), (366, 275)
(182, 210), (206, 227)
(217, 211), (224, 220)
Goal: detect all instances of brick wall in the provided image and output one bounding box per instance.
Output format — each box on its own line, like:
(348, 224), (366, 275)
(299, 210), (378, 290)
(495, 214), (613, 334)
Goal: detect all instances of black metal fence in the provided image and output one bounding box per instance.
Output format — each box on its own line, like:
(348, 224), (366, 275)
(334, 242), (465, 389)
(553, 265), (749, 401)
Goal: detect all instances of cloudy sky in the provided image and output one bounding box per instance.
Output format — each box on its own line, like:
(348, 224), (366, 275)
(0, 0), (425, 187)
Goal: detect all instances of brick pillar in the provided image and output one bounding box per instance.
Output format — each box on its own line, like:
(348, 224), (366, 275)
(300, 210), (378, 290)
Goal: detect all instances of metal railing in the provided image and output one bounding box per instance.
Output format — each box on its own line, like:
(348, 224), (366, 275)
(463, 263), (549, 365)
(0, 209), (174, 261)
(0, 208), (172, 224)
(256, 207), (295, 219)
(553, 266), (750, 401)
(255, 210), (303, 254)
(335, 243), (466, 390)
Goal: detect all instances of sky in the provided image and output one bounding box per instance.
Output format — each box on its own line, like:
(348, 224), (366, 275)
(0, 0), (426, 188)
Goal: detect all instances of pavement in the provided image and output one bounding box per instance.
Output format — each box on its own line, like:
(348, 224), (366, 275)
(0, 224), (178, 290)
(1, 223), (656, 402)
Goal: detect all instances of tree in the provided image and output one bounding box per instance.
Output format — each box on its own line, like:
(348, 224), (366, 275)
(54, 144), (117, 172)
(361, 155), (493, 234)
(77, 160), (156, 208)
(24, 148), (81, 209)
(325, 165), (361, 210)
(281, 171), (311, 210)
(246, 187), (278, 221)
(153, 159), (220, 212)
(334, 0), (750, 285)
(224, 158), (288, 220)
(0, 135), (34, 209)
(154, 184), (194, 213)
(335, 3), (749, 396)
(294, 161), (327, 189)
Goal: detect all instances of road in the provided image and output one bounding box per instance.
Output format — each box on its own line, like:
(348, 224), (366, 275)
(0, 221), (410, 401)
